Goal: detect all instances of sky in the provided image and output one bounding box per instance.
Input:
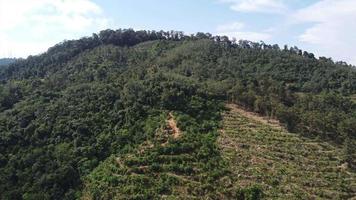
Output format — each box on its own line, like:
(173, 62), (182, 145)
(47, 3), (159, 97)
(0, 0), (356, 65)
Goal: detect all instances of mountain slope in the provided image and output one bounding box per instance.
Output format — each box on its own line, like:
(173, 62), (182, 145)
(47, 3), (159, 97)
(82, 111), (261, 199)
(0, 29), (355, 199)
(81, 102), (356, 199)
(219, 104), (356, 199)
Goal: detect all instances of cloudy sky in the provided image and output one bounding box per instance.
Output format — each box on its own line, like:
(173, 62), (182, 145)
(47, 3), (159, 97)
(0, 0), (355, 65)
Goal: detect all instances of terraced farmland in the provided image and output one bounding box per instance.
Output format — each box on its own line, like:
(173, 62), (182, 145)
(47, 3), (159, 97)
(82, 112), (261, 199)
(219, 104), (356, 199)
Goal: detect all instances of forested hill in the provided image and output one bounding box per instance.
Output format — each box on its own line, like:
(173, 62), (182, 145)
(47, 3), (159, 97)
(1, 29), (355, 94)
(0, 29), (355, 199)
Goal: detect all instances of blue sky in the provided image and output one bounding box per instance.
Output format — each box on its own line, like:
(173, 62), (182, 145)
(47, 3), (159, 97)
(1, 0), (356, 65)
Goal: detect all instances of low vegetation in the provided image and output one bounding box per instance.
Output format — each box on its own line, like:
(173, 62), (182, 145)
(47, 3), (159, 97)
(83, 111), (261, 199)
(219, 104), (356, 199)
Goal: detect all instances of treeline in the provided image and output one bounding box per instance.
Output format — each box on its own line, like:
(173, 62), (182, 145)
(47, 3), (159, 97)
(2, 29), (354, 84)
(233, 87), (356, 168)
(227, 78), (355, 143)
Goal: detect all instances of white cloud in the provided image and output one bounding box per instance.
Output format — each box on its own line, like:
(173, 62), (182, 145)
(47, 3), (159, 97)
(220, 31), (271, 41)
(216, 21), (271, 42)
(218, 0), (356, 65)
(217, 22), (245, 32)
(0, 0), (110, 58)
(0, 32), (52, 59)
(293, 0), (356, 65)
(219, 0), (287, 14)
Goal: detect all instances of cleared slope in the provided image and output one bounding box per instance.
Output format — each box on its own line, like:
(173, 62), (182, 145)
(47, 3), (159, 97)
(219, 104), (356, 199)
(82, 112), (261, 199)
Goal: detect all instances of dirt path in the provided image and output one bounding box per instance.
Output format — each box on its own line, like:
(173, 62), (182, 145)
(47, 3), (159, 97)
(226, 104), (285, 131)
(165, 172), (200, 184)
(168, 112), (181, 139)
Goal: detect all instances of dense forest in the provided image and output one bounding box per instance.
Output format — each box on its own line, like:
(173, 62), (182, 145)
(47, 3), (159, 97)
(0, 29), (355, 199)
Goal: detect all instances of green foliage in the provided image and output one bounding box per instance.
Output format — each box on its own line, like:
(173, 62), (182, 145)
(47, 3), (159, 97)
(0, 29), (355, 199)
(338, 118), (356, 168)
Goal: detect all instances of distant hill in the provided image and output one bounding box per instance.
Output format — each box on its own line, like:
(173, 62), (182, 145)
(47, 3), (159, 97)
(0, 29), (355, 199)
(0, 58), (17, 66)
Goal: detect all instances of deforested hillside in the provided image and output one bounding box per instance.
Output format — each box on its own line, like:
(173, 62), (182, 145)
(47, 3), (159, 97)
(82, 111), (261, 199)
(0, 29), (355, 199)
(220, 104), (355, 199)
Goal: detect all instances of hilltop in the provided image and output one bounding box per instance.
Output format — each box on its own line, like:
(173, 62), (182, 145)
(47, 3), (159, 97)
(0, 29), (355, 199)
